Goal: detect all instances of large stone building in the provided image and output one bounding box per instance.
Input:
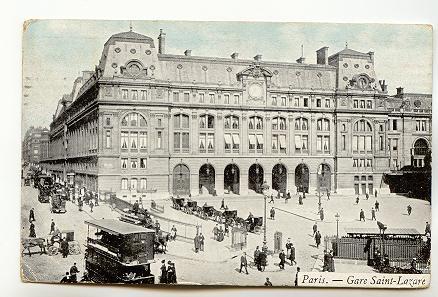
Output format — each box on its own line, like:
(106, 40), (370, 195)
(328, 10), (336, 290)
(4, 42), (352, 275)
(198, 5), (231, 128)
(22, 126), (50, 165)
(40, 29), (432, 199)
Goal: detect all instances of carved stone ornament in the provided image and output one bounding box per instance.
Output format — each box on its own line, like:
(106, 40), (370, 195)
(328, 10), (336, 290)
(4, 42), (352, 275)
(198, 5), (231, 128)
(248, 82), (264, 100)
(341, 98), (347, 106)
(120, 60), (148, 79)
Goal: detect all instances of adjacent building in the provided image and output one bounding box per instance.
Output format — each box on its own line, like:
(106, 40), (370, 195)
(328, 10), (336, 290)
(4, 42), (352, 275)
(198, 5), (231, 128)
(40, 29), (432, 199)
(22, 126), (50, 165)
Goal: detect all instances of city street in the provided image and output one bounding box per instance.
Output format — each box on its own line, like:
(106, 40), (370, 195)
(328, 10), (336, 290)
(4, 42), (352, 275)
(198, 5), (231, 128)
(21, 181), (430, 286)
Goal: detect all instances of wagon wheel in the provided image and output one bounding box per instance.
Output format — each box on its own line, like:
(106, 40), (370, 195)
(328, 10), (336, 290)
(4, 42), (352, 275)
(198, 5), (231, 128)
(68, 241), (81, 255)
(47, 245), (58, 256)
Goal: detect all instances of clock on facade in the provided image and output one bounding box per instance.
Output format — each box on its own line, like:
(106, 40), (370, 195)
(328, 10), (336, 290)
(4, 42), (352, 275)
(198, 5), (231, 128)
(248, 83), (263, 99)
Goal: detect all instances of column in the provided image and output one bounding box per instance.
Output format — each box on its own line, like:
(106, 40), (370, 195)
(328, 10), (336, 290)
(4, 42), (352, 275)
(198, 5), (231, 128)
(216, 171), (224, 196)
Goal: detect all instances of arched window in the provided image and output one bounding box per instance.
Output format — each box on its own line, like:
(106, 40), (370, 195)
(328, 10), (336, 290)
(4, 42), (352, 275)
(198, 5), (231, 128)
(317, 118), (330, 131)
(248, 116), (264, 153)
(199, 114), (215, 153)
(272, 117), (286, 130)
(224, 115), (239, 130)
(294, 117), (308, 131)
(352, 119), (373, 154)
(120, 112), (148, 153)
(173, 114), (190, 153)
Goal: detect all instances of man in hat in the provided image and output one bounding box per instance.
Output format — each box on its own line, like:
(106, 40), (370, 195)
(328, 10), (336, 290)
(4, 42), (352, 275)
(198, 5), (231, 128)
(326, 190), (330, 200)
(371, 207), (376, 221)
(289, 242), (296, 265)
(360, 209), (365, 222)
(375, 200), (380, 211)
(199, 232), (205, 251)
(159, 260), (167, 283)
(298, 194), (303, 205)
(60, 272), (71, 283)
(166, 261), (174, 284)
(213, 224), (219, 241)
(29, 222), (36, 238)
(220, 198), (225, 210)
(313, 222), (318, 236)
(240, 252), (249, 274)
(269, 194), (274, 203)
(315, 230), (322, 248)
(29, 208), (35, 223)
(69, 262), (79, 283)
(279, 249), (286, 269)
(270, 207), (275, 220)
(50, 219), (56, 234)
(407, 205), (412, 216)
(319, 208), (325, 221)
(194, 234), (200, 253)
(294, 267), (300, 286)
(425, 222), (431, 236)
(254, 246), (261, 271)
(60, 237), (69, 258)
(264, 277), (273, 286)
(356, 196), (360, 205)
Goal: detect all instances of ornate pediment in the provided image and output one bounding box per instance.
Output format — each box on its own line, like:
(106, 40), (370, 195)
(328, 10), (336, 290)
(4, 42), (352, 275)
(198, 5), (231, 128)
(120, 60), (148, 79)
(348, 73), (375, 90)
(237, 63), (273, 80)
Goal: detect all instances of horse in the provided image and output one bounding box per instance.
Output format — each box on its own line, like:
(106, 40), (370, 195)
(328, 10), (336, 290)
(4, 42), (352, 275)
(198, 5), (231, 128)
(22, 237), (46, 256)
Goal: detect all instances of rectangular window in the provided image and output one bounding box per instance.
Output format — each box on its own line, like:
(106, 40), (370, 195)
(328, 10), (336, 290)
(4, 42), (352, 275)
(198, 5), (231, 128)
(303, 97), (309, 107)
(199, 93), (205, 103)
(272, 135), (278, 150)
(281, 96), (286, 106)
(207, 133), (214, 152)
(131, 159), (138, 169)
(140, 158), (147, 169)
(352, 135), (358, 152)
(379, 136), (384, 150)
(342, 135), (346, 151)
(316, 98), (321, 107)
(294, 97), (300, 107)
(141, 90), (147, 100)
(359, 136), (365, 152)
(325, 99), (330, 108)
(139, 132), (147, 150)
(199, 133), (206, 151)
(121, 132), (129, 149)
(184, 92), (190, 102)
(232, 134), (240, 150)
(157, 118), (162, 127)
(224, 134), (232, 150)
(392, 119), (397, 131)
(271, 96), (277, 106)
(132, 90), (138, 100)
(173, 92), (179, 102)
(121, 158), (128, 169)
(105, 130), (111, 148)
(121, 178), (128, 190)
(174, 132), (180, 150)
(182, 132), (190, 149)
(366, 100), (372, 109)
(416, 120), (426, 131)
(317, 136), (322, 151)
(353, 159), (358, 167)
(122, 89), (128, 99)
(130, 132), (138, 150)
(249, 134), (256, 150)
(233, 94), (239, 104)
(279, 134), (286, 152)
(130, 179), (137, 190)
(140, 178), (147, 190)
(360, 100), (365, 108)
(209, 94), (215, 104)
(224, 94), (230, 104)
(157, 131), (162, 149)
(365, 136), (372, 152)
(353, 100), (358, 108)
(392, 139), (398, 151)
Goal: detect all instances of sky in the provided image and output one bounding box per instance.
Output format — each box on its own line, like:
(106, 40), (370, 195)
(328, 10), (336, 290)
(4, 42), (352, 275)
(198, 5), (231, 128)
(22, 20), (433, 136)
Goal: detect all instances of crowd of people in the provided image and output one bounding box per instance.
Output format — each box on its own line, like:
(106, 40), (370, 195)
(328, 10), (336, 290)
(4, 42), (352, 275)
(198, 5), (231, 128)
(159, 260), (177, 284)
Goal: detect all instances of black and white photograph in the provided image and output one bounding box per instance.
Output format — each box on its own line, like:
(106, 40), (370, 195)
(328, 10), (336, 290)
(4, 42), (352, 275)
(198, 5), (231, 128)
(20, 19), (432, 288)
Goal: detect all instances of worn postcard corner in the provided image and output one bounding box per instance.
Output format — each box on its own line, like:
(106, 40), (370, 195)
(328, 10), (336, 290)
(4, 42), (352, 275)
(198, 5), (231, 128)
(21, 19), (432, 288)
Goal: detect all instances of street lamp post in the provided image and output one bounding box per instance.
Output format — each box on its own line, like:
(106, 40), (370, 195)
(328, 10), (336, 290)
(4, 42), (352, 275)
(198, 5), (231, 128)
(335, 212), (340, 256)
(261, 180), (270, 245)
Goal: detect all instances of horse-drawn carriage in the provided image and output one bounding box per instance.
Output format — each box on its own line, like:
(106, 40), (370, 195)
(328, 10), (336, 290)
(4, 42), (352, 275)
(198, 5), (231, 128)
(199, 205), (216, 220)
(171, 197), (185, 210)
(119, 208), (154, 229)
(50, 194), (67, 213)
(237, 216), (263, 232)
(21, 230), (81, 257)
(184, 200), (197, 214)
(214, 209), (238, 225)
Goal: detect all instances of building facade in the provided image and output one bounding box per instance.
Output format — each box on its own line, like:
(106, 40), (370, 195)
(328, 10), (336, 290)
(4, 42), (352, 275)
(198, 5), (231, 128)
(22, 126), (50, 165)
(40, 29), (432, 198)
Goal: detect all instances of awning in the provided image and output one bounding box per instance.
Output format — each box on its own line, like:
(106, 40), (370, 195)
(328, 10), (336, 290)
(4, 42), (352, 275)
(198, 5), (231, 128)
(295, 135), (302, 149)
(232, 134), (240, 145)
(249, 134), (256, 145)
(279, 135), (286, 148)
(224, 134), (232, 145)
(256, 134), (264, 145)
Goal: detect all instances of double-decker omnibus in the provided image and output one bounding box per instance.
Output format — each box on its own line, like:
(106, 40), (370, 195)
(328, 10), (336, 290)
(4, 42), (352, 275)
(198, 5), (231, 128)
(84, 219), (155, 284)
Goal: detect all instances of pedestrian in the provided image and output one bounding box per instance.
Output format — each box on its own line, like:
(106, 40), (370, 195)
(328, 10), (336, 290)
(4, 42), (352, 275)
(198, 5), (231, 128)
(319, 208), (324, 221)
(303, 192), (306, 199)
(279, 249), (286, 269)
(133, 200), (139, 215)
(322, 250), (329, 271)
(170, 225), (177, 241)
(287, 190), (291, 201)
(366, 193), (369, 200)
(220, 198), (225, 210)
(155, 220), (161, 232)
(50, 219), (55, 234)
(199, 232), (205, 251)
(217, 225), (224, 242)
(360, 209), (365, 221)
(254, 246), (261, 271)
(374, 189), (378, 198)
(60, 238), (69, 258)
(166, 261), (174, 284)
(328, 250), (335, 272)
(29, 222), (36, 238)
(270, 207), (275, 220)
(327, 190), (330, 200)
(315, 230), (321, 248)
(159, 260), (167, 283)
(298, 195), (303, 205)
(94, 192), (99, 206)
(289, 243), (296, 265)
(240, 252), (249, 274)
(269, 194), (274, 203)
(313, 222), (318, 236)
(277, 191), (281, 200)
(264, 277), (273, 286)
(213, 224), (219, 241)
(425, 222), (431, 236)
(89, 199), (94, 213)
(294, 267), (300, 286)
(69, 262), (79, 283)
(407, 205), (412, 216)
(171, 263), (177, 284)
(285, 238), (292, 260)
(259, 250), (267, 271)
(356, 196), (360, 204)
(29, 207), (35, 223)
(194, 234), (200, 253)
(78, 198), (83, 211)
(375, 200), (380, 211)
(60, 272), (71, 283)
(371, 207), (376, 221)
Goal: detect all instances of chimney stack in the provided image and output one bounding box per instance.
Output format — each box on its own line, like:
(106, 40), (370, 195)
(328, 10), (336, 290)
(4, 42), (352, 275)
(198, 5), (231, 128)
(184, 49), (192, 56)
(396, 87), (404, 96)
(368, 51), (374, 63)
(231, 52), (239, 59)
(316, 47), (329, 65)
(254, 54), (262, 61)
(158, 29), (166, 54)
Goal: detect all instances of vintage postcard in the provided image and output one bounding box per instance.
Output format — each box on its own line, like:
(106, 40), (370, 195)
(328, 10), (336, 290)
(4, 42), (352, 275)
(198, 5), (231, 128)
(21, 20), (432, 288)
